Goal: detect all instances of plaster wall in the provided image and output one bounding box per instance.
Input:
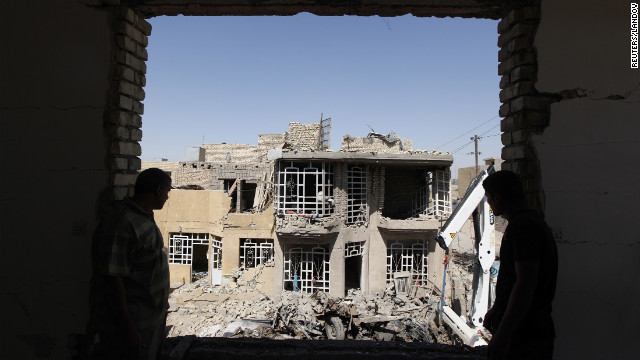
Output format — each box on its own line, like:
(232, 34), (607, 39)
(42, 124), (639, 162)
(0, 1), (112, 358)
(534, 1), (640, 358)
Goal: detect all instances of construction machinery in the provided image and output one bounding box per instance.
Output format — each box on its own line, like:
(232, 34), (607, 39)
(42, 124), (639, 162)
(435, 165), (497, 346)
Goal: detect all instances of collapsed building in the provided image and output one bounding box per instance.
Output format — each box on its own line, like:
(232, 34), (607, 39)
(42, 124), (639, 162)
(143, 120), (454, 298)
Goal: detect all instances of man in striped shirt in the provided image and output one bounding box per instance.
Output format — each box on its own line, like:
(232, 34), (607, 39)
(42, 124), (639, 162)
(90, 168), (171, 360)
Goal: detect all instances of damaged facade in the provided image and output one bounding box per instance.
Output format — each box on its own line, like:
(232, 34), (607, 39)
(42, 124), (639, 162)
(144, 121), (453, 298)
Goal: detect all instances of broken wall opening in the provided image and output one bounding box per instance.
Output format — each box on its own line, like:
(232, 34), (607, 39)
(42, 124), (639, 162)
(283, 243), (330, 293)
(168, 233), (211, 280)
(383, 167), (452, 219)
(344, 240), (365, 293)
(192, 244), (209, 281)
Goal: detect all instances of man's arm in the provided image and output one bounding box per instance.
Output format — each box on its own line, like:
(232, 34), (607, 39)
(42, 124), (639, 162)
(487, 261), (539, 360)
(103, 275), (141, 359)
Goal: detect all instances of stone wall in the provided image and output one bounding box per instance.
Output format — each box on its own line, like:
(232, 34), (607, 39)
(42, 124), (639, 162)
(341, 135), (413, 153)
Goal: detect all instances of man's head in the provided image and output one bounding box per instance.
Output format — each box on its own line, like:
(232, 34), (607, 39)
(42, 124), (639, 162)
(482, 170), (525, 217)
(134, 168), (172, 210)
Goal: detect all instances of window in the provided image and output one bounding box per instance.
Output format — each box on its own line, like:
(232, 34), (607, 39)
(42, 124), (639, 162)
(275, 161), (334, 216)
(411, 169), (452, 219)
(283, 245), (330, 293)
(347, 165), (367, 225)
(168, 233), (210, 264)
(240, 238), (274, 268)
(386, 240), (428, 284)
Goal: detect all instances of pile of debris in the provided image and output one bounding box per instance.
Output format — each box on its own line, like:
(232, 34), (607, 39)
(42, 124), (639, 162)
(167, 266), (454, 344)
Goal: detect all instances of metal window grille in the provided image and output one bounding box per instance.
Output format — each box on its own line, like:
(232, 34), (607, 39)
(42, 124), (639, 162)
(345, 241), (365, 258)
(211, 237), (222, 271)
(386, 240), (428, 284)
(411, 181), (430, 217)
(275, 161), (334, 216)
(283, 245), (330, 293)
(240, 238), (274, 268)
(169, 233), (210, 264)
(347, 165), (367, 225)
(434, 169), (452, 218)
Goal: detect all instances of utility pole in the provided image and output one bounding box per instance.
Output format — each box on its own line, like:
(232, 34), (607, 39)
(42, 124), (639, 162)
(471, 135), (480, 175)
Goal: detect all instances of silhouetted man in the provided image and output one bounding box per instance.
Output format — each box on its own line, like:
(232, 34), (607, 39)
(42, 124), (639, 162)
(482, 170), (558, 360)
(90, 168), (171, 359)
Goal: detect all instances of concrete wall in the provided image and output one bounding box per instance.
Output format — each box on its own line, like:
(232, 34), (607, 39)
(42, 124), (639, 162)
(533, 1), (640, 358)
(0, 1), (112, 358)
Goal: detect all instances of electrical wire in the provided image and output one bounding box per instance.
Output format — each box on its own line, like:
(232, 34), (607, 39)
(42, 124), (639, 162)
(436, 115), (500, 149)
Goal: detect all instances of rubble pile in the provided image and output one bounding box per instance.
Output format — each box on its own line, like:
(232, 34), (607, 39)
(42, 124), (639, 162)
(167, 266), (455, 344)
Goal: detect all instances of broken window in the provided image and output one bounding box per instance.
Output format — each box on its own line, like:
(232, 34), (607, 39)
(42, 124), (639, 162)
(275, 161), (334, 216)
(386, 240), (428, 284)
(346, 165), (367, 225)
(240, 238), (274, 268)
(283, 244), (330, 293)
(411, 169), (452, 219)
(433, 170), (452, 218)
(168, 233), (210, 264)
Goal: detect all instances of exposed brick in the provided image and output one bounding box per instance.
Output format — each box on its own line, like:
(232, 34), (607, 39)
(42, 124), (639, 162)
(112, 141), (142, 156)
(510, 65), (536, 82)
(136, 46), (148, 61)
(109, 125), (129, 140)
(498, 23), (535, 48)
(499, 75), (510, 90)
(115, 65), (135, 83)
(113, 173), (138, 186)
(132, 100), (144, 115)
(501, 132), (512, 146)
(502, 144), (527, 160)
(116, 35), (137, 54)
(117, 51), (147, 74)
(136, 17), (152, 37)
(497, 17), (509, 34)
(118, 82), (145, 101)
(135, 73), (146, 87)
(508, 37), (530, 53)
(511, 129), (529, 143)
(498, 50), (536, 75)
(506, 9), (523, 27)
(116, 22), (148, 47)
(119, 7), (136, 24)
(128, 157), (141, 171)
(522, 112), (549, 128)
(112, 157), (128, 170)
(130, 128), (143, 141)
(499, 81), (536, 102)
(498, 47), (509, 62)
(499, 102), (510, 117)
(118, 95), (133, 111)
(510, 96), (549, 113)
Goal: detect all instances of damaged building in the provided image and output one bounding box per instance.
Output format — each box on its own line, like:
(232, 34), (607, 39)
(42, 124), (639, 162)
(143, 121), (454, 298)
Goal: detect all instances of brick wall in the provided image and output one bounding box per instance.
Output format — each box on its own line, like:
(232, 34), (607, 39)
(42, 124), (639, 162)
(341, 136), (413, 153)
(497, 3), (551, 211)
(202, 143), (263, 163)
(286, 122), (322, 151)
(106, 7), (151, 199)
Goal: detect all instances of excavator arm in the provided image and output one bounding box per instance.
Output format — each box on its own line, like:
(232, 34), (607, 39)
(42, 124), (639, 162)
(435, 166), (496, 346)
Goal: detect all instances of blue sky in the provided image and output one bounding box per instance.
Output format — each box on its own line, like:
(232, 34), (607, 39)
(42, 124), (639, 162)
(141, 14), (502, 177)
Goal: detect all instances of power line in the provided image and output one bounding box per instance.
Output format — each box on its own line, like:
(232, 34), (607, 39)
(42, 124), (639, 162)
(436, 115), (500, 149)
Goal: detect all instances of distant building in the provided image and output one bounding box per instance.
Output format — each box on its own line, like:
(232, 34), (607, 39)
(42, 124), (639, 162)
(143, 121), (454, 297)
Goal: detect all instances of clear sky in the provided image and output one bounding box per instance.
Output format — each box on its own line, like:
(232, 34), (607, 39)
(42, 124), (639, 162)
(141, 14), (502, 178)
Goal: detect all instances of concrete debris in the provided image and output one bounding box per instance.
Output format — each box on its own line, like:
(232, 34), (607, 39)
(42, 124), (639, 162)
(167, 265), (456, 345)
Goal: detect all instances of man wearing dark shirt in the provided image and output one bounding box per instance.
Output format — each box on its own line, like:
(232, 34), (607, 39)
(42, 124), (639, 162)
(482, 171), (558, 360)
